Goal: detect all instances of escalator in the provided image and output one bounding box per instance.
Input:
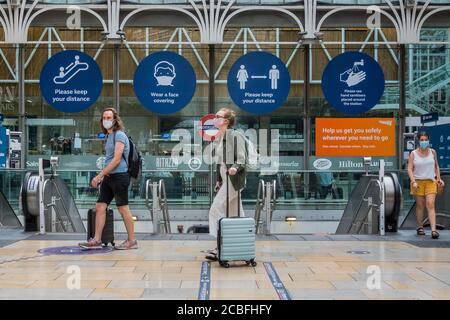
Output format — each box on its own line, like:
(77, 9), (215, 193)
(21, 172), (86, 233)
(400, 174), (450, 230)
(336, 173), (402, 234)
(0, 190), (21, 227)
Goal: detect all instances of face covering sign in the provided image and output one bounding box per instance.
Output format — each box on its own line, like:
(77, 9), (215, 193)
(133, 51), (197, 114)
(321, 51), (385, 115)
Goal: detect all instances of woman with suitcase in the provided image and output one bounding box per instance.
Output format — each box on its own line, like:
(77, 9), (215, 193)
(205, 108), (247, 261)
(79, 107), (138, 250)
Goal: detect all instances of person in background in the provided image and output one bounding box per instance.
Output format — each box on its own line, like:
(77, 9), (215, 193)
(316, 171), (333, 199)
(408, 131), (445, 239)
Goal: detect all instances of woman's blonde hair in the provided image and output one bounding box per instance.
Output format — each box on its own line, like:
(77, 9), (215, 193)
(218, 107), (236, 128)
(100, 107), (125, 134)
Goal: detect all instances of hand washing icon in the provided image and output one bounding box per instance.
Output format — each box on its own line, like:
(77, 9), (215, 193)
(53, 55), (89, 85)
(154, 61), (176, 86)
(339, 59), (366, 87)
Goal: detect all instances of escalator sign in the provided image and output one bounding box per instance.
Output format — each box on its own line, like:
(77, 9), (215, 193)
(40, 50), (103, 113)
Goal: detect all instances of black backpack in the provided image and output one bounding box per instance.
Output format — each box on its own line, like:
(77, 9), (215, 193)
(113, 132), (142, 183)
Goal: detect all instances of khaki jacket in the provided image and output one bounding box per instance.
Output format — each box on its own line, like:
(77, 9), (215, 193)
(215, 129), (247, 191)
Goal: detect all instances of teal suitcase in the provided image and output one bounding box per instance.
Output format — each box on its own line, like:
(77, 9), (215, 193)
(217, 172), (257, 268)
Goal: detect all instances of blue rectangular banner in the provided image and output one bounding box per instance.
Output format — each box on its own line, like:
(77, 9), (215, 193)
(0, 126), (8, 168)
(421, 123), (450, 169)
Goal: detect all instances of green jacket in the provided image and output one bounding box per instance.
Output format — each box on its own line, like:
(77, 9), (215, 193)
(215, 129), (247, 191)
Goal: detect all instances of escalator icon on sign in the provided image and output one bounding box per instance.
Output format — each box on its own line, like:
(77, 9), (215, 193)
(53, 55), (89, 84)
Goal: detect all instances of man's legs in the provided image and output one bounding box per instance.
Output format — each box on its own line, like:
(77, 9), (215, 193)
(117, 205), (135, 241)
(94, 202), (108, 242)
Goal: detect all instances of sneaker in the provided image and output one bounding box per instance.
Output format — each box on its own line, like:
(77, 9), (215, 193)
(114, 239), (138, 250)
(205, 253), (218, 261)
(79, 238), (103, 250)
(205, 248), (218, 261)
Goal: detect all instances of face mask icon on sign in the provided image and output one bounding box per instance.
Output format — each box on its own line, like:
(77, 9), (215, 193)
(154, 61), (176, 86)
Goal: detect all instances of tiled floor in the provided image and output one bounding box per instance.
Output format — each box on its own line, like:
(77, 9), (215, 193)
(1, 231), (450, 300)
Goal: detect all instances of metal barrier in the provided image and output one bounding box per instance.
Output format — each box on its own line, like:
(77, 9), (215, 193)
(254, 179), (277, 235)
(336, 160), (402, 235)
(145, 179), (171, 234)
(22, 157), (85, 233)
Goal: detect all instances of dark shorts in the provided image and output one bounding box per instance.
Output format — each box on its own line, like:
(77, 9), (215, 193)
(97, 173), (130, 207)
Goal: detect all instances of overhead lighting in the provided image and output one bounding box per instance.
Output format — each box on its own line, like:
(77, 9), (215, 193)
(285, 216), (297, 222)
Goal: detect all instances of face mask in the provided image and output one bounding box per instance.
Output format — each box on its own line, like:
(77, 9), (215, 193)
(213, 118), (225, 128)
(103, 120), (114, 130)
(419, 140), (429, 149)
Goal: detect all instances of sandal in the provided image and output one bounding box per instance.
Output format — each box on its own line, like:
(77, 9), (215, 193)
(432, 231), (440, 239)
(417, 227), (425, 236)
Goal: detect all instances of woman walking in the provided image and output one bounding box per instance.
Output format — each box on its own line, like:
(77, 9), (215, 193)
(408, 132), (445, 239)
(205, 107), (247, 261)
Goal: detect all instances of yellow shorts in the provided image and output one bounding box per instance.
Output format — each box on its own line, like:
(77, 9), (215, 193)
(411, 179), (437, 196)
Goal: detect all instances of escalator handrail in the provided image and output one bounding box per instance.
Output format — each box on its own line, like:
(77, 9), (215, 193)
(145, 179), (152, 211)
(158, 179), (171, 233)
(272, 179), (277, 213)
(254, 179), (265, 230)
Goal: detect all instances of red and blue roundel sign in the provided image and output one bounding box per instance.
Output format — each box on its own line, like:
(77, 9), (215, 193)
(198, 114), (220, 142)
(40, 50), (103, 113)
(321, 51), (385, 115)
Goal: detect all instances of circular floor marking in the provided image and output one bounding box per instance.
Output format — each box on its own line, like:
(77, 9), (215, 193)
(347, 250), (371, 255)
(38, 245), (114, 255)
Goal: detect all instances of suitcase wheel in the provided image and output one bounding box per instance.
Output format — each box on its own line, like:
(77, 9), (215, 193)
(220, 261), (230, 268)
(246, 260), (257, 267)
(111, 242), (115, 247)
(103, 243), (108, 247)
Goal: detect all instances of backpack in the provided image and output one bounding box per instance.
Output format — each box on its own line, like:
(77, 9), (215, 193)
(234, 131), (259, 170)
(113, 132), (142, 183)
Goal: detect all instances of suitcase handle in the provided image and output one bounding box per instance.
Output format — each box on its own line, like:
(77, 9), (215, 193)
(225, 170), (240, 218)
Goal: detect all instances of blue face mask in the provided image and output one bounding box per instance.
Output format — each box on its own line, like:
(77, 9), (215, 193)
(419, 140), (429, 149)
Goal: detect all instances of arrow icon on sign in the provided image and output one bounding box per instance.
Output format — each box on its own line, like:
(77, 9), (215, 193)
(251, 75), (267, 79)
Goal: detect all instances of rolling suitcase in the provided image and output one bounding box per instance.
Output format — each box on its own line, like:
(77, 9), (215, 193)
(87, 208), (115, 247)
(217, 172), (257, 268)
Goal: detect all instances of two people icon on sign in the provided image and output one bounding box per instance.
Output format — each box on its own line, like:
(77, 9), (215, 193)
(237, 65), (280, 90)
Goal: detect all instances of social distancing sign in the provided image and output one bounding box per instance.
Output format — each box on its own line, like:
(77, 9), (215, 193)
(227, 51), (290, 114)
(316, 118), (396, 156)
(40, 50), (103, 112)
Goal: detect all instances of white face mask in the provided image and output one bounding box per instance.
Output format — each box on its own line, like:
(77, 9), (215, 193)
(103, 120), (114, 130)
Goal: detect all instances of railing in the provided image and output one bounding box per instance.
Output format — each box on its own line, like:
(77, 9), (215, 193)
(43, 178), (74, 232)
(254, 179), (276, 234)
(352, 178), (382, 234)
(145, 178), (171, 233)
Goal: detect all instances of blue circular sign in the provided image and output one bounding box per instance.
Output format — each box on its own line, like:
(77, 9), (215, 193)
(227, 51), (291, 114)
(133, 51), (196, 114)
(40, 50), (103, 113)
(322, 51), (385, 114)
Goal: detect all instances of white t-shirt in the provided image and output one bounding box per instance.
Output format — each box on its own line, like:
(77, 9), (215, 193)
(412, 149), (436, 180)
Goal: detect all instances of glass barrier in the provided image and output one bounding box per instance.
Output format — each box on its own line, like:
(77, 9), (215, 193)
(0, 168), (421, 213)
